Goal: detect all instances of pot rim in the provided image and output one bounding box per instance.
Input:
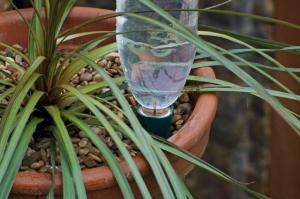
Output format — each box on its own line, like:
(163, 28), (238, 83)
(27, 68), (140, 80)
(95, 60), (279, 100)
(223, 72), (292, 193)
(0, 7), (217, 195)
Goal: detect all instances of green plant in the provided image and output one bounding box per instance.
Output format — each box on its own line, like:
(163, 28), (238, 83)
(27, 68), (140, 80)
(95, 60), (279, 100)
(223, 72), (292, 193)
(0, 0), (299, 198)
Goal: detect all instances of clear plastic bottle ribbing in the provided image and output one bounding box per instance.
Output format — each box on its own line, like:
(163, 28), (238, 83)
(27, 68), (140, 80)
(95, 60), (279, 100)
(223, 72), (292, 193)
(116, 0), (199, 113)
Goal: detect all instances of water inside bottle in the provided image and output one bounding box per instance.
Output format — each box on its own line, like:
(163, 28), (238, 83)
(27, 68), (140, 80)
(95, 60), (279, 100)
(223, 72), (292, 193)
(116, 0), (198, 111)
(117, 35), (196, 110)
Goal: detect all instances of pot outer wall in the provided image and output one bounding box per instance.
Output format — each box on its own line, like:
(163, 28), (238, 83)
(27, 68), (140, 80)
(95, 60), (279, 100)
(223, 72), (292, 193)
(0, 7), (218, 199)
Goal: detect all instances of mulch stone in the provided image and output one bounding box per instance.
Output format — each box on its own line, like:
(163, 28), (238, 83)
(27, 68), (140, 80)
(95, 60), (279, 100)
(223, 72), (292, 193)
(0, 47), (193, 172)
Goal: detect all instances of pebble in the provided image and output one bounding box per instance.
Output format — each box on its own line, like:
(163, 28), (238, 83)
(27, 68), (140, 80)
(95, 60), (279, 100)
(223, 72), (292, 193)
(82, 156), (98, 168)
(81, 80), (89, 86)
(79, 148), (90, 156)
(1, 49), (193, 173)
(176, 124), (182, 130)
(180, 93), (190, 103)
(128, 96), (137, 107)
(15, 55), (23, 64)
(90, 146), (101, 156)
(88, 153), (102, 163)
(71, 138), (81, 143)
(105, 137), (115, 149)
(116, 111), (125, 120)
(30, 160), (45, 169)
(105, 52), (119, 61)
(40, 149), (48, 163)
(172, 114), (182, 123)
(124, 143), (133, 151)
(175, 119), (184, 126)
(177, 103), (192, 115)
(130, 151), (138, 157)
(116, 68), (123, 75)
(55, 156), (61, 165)
(26, 147), (36, 156)
(99, 128), (107, 136)
(0, 99), (8, 105)
(114, 57), (121, 64)
(39, 165), (51, 173)
(124, 139), (132, 145)
(98, 59), (107, 67)
(93, 74), (102, 82)
(89, 81), (97, 85)
(12, 44), (23, 50)
(106, 61), (113, 68)
(182, 114), (189, 121)
(0, 85), (6, 91)
(5, 48), (14, 57)
(20, 166), (29, 171)
(3, 69), (12, 75)
(107, 68), (118, 75)
(36, 138), (51, 149)
(101, 88), (110, 94)
(72, 75), (80, 85)
(80, 72), (93, 82)
(78, 138), (89, 148)
(91, 126), (100, 134)
(23, 151), (41, 166)
(78, 131), (87, 138)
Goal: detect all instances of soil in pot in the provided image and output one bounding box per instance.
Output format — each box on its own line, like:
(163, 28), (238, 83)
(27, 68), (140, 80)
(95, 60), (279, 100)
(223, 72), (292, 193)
(0, 45), (194, 173)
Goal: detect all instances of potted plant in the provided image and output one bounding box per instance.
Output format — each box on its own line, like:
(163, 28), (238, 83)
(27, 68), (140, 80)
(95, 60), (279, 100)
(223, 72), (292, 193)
(0, 0), (299, 199)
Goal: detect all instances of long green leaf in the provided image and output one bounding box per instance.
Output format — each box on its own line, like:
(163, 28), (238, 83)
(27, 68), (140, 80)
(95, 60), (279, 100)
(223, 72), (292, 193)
(57, 31), (113, 45)
(58, 135), (76, 199)
(60, 85), (145, 199)
(198, 24), (296, 50)
(154, 137), (270, 199)
(207, 42), (296, 95)
(62, 112), (148, 198)
(45, 140), (57, 199)
(28, 0), (44, 62)
(0, 87), (15, 102)
(0, 42), (30, 63)
(87, 95), (261, 199)
(85, 96), (189, 198)
(46, 106), (87, 199)
(0, 79), (15, 87)
(72, 32), (117, 54)
(200, 9), (300, 30)
(188, 75), (240, 87)
(193, 60), (300, 73)
(0, 118), (43, 199)
(0, 91), (44, 182)
(75, 53), (177, 198)
(7, 0), (43, 58)
(152, 142), (188, 198)
(198, 31), (300, 83)
(128, 2), (300, 135)
(0, 57), (44, 160)
(184, 85), (300, 101)
(59, 76), (125, 108)
(55, 0), (77, 38)
(59, 43), (117, 85)
(0, 55), (25, 75)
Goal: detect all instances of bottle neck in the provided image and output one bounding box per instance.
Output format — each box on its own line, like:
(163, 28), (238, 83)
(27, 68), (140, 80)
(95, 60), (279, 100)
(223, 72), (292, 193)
(139, 106), (172, 118)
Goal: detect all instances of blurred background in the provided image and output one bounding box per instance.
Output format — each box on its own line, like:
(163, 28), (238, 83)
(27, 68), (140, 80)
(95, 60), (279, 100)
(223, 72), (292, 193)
(1, 0), (299, 198)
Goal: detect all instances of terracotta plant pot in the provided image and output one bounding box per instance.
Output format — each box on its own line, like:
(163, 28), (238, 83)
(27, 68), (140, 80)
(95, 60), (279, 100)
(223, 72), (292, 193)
(0, 7), (218, 199)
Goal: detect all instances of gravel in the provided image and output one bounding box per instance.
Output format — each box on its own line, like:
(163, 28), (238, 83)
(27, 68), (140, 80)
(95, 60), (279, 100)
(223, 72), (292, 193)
(0, 48), (193, 173)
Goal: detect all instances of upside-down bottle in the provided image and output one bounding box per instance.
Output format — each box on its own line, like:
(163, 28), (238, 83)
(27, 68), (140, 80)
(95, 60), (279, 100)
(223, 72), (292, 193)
(116, 0), (199, 137)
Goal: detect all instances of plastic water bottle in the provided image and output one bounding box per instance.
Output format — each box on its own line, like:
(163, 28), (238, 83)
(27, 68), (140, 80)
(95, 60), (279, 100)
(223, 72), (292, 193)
(116, 0), (199, 112)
